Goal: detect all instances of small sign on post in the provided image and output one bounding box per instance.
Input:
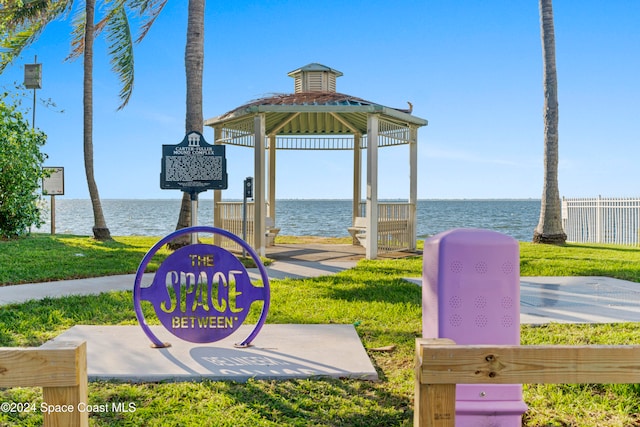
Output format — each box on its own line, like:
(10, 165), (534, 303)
(42, 167), (64, 196)
(42, 167), (64, 235)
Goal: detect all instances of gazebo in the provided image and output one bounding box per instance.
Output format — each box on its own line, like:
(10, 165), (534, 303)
(204, 63), (428, 259)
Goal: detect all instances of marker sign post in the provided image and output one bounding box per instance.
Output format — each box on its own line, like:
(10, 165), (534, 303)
(42, 167), (64, 235)
(160, 131), (227, 243)
(134, 226), (270, 348)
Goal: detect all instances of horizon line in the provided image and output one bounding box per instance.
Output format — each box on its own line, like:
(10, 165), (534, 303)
(51, 197), (543, 202)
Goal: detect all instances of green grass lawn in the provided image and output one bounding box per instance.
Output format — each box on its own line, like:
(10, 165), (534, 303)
(0, 234), (171, 285)
(1, 235), (640, 426)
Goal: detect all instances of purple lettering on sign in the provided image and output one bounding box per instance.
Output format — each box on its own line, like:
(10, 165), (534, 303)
(133, 226), (270, 348)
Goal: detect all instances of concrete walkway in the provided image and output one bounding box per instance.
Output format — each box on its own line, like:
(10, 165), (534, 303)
(0, 258), (358, 306)
(4, 263), (640, 324)
(403, 275), (640, 324)
(520, 276), (640, 324)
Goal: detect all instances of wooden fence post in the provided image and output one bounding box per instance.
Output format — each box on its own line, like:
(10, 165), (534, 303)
(416, 340), (640, 427)
(415, 338), (456, 427)
(0, 341), (88, 427)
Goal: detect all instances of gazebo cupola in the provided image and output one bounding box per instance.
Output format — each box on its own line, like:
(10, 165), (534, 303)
(287, 63), (343, 93)
(205, 64), (428, 259)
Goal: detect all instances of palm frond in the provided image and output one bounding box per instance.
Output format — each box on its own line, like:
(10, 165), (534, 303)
(0, 24), (43, 72)
(104, 3), (134, 109)
(67, 2), (85, 61)
(0, 0), (72, 71)
(129, 0), (167, 43)
(66, 0), (118, 60)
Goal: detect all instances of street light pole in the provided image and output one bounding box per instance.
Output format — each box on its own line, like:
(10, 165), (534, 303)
(32, 56), (36, 128)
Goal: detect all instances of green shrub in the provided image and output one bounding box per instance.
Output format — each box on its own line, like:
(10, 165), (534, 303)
(0, 95), (48, 238)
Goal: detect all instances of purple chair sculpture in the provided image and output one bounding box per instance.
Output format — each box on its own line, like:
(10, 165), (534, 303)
(423, 228), (528, 426)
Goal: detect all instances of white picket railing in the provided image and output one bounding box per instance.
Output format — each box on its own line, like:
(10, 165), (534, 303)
(215, 201), (414, 253)
(562, 196), (640, 246)
(359, 202), (414, 252)
(216, 201), (255, 251)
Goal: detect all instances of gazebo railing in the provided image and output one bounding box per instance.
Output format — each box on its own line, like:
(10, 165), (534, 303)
(215, 201), (414, 254)
(359, 202), (414, 253)
(216, 201), (255, 250)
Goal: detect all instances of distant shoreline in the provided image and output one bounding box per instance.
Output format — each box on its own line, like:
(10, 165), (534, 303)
(37, 199), (541, 241)
(46, 198), (543, 202)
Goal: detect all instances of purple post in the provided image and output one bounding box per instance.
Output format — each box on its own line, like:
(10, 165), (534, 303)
(423, 229), (527, 426)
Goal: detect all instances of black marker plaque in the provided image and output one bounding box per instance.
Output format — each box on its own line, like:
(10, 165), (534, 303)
(160, 131), (228, 195)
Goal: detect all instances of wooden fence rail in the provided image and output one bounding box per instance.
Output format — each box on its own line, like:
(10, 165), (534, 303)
(0, 341), (88, 427)
(415, 338), (640, 427)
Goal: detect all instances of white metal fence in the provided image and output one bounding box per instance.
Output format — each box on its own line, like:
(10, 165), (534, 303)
(562, 196), (640, 246)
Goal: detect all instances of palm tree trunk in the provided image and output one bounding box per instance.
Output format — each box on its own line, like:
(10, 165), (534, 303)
(170, 0), (205, 248)
(533, 0), (566, 245)
(185, 0), (204, 135)
(84, 0), (111, 241)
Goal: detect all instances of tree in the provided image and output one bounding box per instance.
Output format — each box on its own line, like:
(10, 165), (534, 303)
(170, 0), (205, 247)
(76, 0), (167, 240)
(81, 0), (112, 239)
(533, 0), (566, 245)
(1, 0), (167, 240)
(0, 95), (48, 238)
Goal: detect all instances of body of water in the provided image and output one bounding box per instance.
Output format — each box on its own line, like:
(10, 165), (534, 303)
(36, 199), (541, 242)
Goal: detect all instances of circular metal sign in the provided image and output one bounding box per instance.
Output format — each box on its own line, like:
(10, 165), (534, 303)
(134, 226), (270, 347)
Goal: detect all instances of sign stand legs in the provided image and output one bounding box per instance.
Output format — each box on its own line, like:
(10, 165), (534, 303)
(190, 193), (198, 245)
(50, 195), (56, 235)
(242, 177), (253, 258)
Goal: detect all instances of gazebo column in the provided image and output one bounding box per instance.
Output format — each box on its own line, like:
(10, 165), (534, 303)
(352, 133), (362, 244)
(213, 126), (223, 246)
(253, 114), (266, 257)
(268, 134), (277, 221)
(365, 115), (379, 259)
(409, 126), (418, 251)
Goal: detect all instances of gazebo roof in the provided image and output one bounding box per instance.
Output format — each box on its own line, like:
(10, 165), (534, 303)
(204, 64), (427, 138)
(204, 92), (426, 136)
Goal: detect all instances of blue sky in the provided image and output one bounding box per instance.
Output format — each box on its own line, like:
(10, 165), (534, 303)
(1, 0), (638, 200)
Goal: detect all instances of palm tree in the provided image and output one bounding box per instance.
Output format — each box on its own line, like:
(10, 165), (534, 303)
(170, 0), (205, 247)
(533, 0), (566, 244)
(81, 0), (116, 239)
(1, 0), (167, 240)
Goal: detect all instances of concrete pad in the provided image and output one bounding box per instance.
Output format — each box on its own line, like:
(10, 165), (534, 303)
(405, 275), (640, 324)
(249, 260), (357, 281)
(47, 324), (378, 383)
(520, 276), (640, 324)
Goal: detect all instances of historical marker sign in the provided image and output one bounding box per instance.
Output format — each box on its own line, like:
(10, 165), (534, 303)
(160, 131), (228, 194)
